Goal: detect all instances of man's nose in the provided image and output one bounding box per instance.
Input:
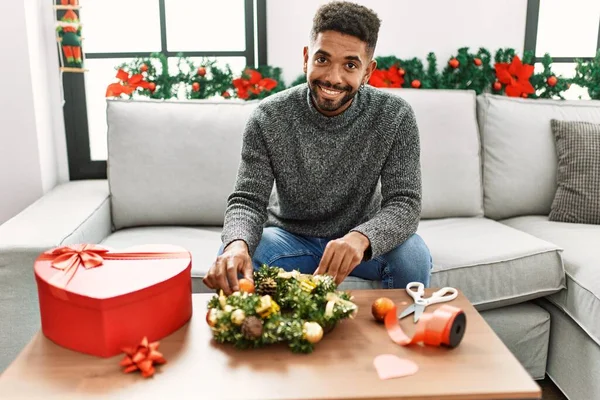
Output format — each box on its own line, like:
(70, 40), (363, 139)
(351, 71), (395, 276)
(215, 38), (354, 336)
(324, 65), (343, 86)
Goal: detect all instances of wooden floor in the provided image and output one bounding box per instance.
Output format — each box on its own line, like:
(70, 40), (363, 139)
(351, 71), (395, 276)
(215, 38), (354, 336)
(539, 376), (567, 400)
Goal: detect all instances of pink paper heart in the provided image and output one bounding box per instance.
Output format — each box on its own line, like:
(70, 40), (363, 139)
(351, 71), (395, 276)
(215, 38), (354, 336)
(373, 354), (419, 380)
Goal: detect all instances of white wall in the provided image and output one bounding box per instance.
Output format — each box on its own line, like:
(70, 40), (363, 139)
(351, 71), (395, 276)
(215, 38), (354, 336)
(267, 0), (528, 85)
(0, 1), (68, 225)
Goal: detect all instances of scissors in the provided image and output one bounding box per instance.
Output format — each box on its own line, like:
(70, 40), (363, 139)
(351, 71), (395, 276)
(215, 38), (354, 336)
(399, 282), (458, 323)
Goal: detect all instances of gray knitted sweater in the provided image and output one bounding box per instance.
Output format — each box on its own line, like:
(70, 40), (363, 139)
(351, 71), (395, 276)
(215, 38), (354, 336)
(222, 83), (422, 259)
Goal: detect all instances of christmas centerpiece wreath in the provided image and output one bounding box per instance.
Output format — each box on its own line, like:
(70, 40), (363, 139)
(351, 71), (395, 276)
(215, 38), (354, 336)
(206, 265), (358, 353)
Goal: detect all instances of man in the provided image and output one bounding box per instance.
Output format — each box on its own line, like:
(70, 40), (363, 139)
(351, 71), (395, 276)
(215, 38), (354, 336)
(204, 1), (431, 295)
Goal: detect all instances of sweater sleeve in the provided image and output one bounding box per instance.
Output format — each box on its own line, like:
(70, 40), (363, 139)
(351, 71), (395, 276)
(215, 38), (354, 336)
(350, 105), (422, 258)
(221, 108), (274, 256)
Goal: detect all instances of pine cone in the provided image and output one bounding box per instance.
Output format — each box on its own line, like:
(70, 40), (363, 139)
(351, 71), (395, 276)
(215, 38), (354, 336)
(241, 316), (263, 340)
(257, 277), (277, 297)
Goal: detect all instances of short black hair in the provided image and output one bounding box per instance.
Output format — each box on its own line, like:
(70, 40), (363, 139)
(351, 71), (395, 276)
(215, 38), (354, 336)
(310, 1), (381, 56)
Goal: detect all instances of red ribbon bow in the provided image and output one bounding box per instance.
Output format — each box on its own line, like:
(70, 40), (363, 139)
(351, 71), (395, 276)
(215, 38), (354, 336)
(106, 69), (151, 97)
(48, 244), (109, 286)
(120, 337), (167, 378)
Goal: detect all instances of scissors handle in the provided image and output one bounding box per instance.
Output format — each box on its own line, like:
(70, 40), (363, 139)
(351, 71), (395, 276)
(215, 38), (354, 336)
(426, 287), (458, 305)
(405, 282), (425, 302)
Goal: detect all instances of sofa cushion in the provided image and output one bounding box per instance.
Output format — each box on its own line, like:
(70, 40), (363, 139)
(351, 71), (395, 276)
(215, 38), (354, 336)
(383, 89), (483, 219)
(418, 217), (565, 310)
(549, 119), (600, 224)
(476, 94), (600, 220)
(99, 226), (380, 293)
(106, 99), (259, 230)
(501, 216), (600, 346)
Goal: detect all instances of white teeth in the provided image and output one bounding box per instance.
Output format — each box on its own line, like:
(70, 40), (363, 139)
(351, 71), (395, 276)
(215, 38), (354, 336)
(321, 86), (341, 95)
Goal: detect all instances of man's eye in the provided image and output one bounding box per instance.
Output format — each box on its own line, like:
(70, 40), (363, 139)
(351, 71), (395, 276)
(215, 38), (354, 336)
(347, 63), (357, 69)
(316, 57), (327, 63)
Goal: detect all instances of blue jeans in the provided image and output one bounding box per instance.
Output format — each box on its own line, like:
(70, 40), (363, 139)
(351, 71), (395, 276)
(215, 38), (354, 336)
(238, 227), (432, 289)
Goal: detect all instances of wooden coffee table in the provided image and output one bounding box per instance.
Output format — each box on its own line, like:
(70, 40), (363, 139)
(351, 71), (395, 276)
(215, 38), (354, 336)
(0, 289), (540, 399)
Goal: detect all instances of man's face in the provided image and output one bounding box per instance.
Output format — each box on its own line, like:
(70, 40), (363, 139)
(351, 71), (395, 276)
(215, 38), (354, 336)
(304, 31), (376, 117)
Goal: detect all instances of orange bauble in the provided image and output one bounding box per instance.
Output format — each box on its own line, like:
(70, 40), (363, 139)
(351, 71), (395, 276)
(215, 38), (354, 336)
(148, 82), (156, 91)
(547, 76), (557, 87)
(411, 80), (421, 88)
(197, 67), (207, 77)
(449, 58), (459, 68)
(192, 82), (200, 92)
(473, 58), (482, 66)
(372, 297), (395, 322)
(493, 81), (502, 91)
(140, 64), (148, 73)
(239, 278), (255, 294)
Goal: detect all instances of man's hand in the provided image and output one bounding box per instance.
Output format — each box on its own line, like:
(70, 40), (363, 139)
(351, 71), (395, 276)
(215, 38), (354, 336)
(203, 240), (253, 295)
(314, 232), (370, 285)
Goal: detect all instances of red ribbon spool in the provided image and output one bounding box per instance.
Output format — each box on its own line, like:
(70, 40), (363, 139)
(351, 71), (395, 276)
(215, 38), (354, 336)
(384, 304), (466, 348)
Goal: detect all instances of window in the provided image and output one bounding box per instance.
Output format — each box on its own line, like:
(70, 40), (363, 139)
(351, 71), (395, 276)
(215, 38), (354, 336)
(62, 0), (267, 180)
(524, 0), (600, 100)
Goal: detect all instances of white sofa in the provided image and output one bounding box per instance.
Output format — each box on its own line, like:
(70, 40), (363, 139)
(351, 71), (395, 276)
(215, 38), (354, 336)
(1, 88), (599, 399)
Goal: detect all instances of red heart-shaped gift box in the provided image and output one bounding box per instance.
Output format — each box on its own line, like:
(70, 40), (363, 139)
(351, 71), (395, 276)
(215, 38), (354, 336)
(34, 244), (192, 357)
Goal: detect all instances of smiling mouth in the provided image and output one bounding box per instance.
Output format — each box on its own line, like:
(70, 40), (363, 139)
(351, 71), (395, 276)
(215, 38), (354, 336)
(318, 85), (344, 99)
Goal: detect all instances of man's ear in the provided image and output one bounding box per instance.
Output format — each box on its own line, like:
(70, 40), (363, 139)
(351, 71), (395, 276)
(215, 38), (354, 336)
(303, 46), (309, 74)
(363, 58), (377, 85)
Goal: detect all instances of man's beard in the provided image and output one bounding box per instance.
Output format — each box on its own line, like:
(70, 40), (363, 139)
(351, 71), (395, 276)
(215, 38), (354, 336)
(309, 80), (357, 113)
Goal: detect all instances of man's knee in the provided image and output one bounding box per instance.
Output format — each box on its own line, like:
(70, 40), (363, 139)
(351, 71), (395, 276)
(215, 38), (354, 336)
(386, 234), (432, 283)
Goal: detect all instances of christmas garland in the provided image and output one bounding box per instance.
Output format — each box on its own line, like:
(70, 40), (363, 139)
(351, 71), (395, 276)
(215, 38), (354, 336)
(206, 265), (357, 353)
(105, 48), (600, 101)
(365, 48), (573, 99)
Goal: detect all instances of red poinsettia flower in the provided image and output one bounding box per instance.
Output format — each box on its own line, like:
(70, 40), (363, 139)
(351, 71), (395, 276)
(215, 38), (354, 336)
(233, 69), (278, 99)
(494, 56), (535, 97)
(106, 69), (150, 97)
(368, 65), (405, 88)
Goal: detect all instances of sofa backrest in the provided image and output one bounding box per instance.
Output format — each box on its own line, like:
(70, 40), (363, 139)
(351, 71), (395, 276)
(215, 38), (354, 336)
(107, 99), (258, 230)
(477, 94), (600, 220)
(383, 89), (483, 219)
(107, 89), (485, 229)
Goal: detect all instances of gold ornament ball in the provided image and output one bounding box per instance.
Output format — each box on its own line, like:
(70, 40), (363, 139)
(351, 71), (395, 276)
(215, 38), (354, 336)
(230, 309), (246, 326)
(371, 297), (395, 322)
(303, 322), (324, 344)
(206, 308), (218, 327)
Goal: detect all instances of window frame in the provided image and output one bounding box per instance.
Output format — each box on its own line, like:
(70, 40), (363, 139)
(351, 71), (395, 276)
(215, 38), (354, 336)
(62, 0), (268, 180)
(524, 0), (600, 63)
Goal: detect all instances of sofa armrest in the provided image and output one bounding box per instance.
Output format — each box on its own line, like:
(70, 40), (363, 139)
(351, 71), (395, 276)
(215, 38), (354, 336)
(0, 179), (112, 251)
(0, 179), (111, 372)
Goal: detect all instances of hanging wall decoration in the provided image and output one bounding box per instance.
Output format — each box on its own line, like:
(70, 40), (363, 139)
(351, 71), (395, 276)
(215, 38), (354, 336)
(54, 0), (86, 73)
